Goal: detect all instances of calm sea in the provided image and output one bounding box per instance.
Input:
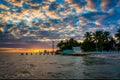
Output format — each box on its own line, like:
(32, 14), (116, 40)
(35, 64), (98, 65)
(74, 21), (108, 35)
(0, 53), (120, 79)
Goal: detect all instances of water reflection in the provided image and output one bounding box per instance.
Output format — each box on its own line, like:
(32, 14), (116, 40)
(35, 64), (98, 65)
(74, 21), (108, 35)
(0, 54), (120, 79)
(83, 57), (111, 65)
(82, 57), (120, 79)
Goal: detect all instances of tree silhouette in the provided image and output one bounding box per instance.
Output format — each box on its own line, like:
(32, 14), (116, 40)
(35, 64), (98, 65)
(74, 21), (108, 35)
(115, 29), (120, 50)
(57, 38), (80, 51)
(81, 32), (96, 51)
(57, 29), (119, 52)
(81, 30), (115, 51)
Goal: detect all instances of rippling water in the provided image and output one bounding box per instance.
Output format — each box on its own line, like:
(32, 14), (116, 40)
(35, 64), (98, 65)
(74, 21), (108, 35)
(0, 53), (120, 79)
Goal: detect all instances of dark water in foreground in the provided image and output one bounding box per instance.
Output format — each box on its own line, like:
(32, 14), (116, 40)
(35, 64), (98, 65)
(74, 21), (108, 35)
(0, 53), (120, 79)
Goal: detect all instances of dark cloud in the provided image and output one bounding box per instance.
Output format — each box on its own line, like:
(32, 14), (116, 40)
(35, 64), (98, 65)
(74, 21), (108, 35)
(0, 0), (12, 7)
(72, 0), (87, 7)
(49, 2), (59, 11)
(31, 0), (43, 4)
(81, 12), (108, 21)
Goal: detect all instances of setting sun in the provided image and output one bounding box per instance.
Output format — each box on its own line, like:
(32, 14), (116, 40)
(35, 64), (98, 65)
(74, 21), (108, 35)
(33, 49), (40, 53)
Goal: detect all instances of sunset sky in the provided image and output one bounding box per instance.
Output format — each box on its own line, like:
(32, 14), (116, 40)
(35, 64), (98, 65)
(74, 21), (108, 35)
(0, 0), (120, 53)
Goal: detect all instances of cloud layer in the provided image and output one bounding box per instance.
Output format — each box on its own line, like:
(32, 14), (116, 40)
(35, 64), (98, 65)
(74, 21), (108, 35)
(0, 0), (120, 48)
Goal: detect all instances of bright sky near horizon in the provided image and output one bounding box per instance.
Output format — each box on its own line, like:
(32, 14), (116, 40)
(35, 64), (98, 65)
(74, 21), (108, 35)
(0, 0), (120, 52)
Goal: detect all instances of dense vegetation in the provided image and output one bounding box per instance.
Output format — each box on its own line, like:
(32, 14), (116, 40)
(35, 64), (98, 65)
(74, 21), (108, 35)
(57, 29), (120, 52)
(57, 38), (81, 50)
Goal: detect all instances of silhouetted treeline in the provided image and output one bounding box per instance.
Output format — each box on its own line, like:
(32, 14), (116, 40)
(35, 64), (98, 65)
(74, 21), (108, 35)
(57, 29), (120, 52)
(57, 38), (81, 50)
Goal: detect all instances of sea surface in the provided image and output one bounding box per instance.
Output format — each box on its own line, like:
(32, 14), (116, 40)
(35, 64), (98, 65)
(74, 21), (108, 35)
(0, 53), (120, 79)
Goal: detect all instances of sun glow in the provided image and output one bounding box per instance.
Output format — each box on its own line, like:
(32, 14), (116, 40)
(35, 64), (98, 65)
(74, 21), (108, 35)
(0, 28), (3, 32)
(0, 48), (56, 53)
(33, 49), (40, 53)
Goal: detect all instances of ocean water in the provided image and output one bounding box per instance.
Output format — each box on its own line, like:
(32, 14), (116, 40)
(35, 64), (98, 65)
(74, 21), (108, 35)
(0, 53), (120, 79)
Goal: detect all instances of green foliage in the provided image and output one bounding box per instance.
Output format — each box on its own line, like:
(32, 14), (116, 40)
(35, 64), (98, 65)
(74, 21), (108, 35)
(81, 41), (96, 51)
(57, 29), (120, 52)
(57, 38), (80, 51)
(82, 30), (116, 51)
(115, 29), (120, 41)
(115, 29), (120, 50)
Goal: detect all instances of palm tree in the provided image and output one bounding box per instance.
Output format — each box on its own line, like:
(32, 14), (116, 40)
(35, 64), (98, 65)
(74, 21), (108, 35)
(84, 32), (93, 41)
(57, 40), (64, 50)
(115, 29), (120, 43)
(93, 31), (111, 51)
(93, 31), (103, 51)
(115, 29), (120, 50)
(93, 31), (103, 42)
(103, 31), (110, 42)
(57, 38), (80, 51)
(81, 32), (96, 51)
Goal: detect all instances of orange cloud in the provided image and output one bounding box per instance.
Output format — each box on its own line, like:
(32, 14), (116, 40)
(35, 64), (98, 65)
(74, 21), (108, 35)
(5, 0), (28, 7)
(85, 0), (96, 11)
(46, 11), (60, 19)
(49, 0), (56, 3)
(68, 3), (83, 14)
(101, 0), (111, 11)
(0, 4), (9, 10)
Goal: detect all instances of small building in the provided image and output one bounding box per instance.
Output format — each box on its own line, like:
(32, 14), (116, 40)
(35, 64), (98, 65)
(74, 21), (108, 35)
(62, 46), (82, 54)
(73, 46), (82, 53)
(63, 50), (74, 54)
